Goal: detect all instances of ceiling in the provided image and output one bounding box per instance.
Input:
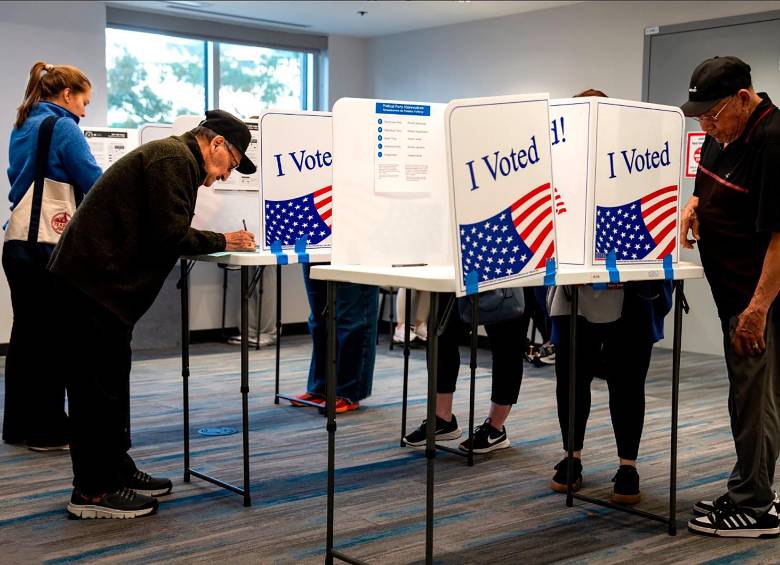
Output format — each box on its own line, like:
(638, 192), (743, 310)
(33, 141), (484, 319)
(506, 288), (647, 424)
(108, 1), (582, 38)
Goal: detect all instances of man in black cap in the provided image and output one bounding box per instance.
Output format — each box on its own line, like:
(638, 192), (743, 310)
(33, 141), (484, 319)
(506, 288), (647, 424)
(680, 56), (780, 538)
(48, 109), (256, 519)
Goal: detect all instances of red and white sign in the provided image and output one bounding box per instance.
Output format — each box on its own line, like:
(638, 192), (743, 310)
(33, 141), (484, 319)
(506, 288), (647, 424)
(685, 131), (706, 178)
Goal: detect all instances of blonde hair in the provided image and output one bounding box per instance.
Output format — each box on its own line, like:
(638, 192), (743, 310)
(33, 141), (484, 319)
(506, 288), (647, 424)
(15, 61), (91, 128)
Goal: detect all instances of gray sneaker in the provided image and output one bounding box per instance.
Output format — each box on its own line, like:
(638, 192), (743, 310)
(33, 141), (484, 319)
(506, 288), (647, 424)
(67, 488), (158, 519)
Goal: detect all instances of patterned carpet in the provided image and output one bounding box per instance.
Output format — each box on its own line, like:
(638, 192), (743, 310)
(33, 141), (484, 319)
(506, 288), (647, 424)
(1, 335), (778, 564)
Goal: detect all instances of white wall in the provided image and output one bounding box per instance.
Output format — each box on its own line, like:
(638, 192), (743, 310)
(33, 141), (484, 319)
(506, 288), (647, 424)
(364, 0), (780, 354)
(0, 1), (108, 342)
(367, 1), (780, 102)
(326, 34), (370, 109)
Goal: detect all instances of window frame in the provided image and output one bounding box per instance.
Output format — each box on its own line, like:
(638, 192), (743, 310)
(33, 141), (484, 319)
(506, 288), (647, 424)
(106, 6), (324, 121)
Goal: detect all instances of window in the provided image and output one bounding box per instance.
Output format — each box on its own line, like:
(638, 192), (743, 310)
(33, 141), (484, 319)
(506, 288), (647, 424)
(106, 27), (315, 127)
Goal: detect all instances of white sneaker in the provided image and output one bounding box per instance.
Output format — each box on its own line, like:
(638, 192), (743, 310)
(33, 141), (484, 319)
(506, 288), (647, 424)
(258, 333), (277, 347)
(393, 325), (417, 344)
(227, 335), (258, 346)
(414, 322), (428, 342)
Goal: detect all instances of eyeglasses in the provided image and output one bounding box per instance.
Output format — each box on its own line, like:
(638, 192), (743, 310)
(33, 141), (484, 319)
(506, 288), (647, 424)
(223, 142), (241, 171)
(695, 97), (733, 123)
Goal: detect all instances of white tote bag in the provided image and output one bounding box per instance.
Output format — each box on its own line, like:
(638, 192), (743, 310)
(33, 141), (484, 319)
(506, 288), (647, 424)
(4, 116), (78, 246)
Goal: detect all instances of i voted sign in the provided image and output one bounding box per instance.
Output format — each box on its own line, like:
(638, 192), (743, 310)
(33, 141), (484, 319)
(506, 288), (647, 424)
(593, 102), (684, 263)
(260, 111), (333, 251)
(446, 94), (555, 296)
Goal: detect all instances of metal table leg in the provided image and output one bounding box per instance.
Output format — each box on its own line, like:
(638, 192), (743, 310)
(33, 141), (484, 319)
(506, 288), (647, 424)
(326, 280), (337, 565)
(240, 266), (251, 507)
(400, 288), (412, 446)
(180, 259), (191, 484)
(565, 286), (579, 508)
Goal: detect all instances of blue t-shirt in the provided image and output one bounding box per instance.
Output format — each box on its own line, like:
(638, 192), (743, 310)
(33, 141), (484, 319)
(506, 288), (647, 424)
(7, 101), (102, 209)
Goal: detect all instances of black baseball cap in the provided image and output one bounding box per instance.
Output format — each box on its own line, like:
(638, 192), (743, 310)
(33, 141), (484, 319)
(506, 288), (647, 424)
(680, 56), (752, 117)
(198, 109), (256, 174)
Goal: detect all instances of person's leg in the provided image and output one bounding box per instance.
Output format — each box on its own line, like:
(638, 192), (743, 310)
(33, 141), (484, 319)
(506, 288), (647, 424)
(2, 241), (67, 447)
(352, 284), (379, 401)
(483, 317), (526, 429)
(413, 291), (431, 340)
(403, 294), (462, 446)
(555, 315), (599, 458)
(722, 312), (780, 516)
(602, 321), (653, 465)
(301, 264), (327, 396)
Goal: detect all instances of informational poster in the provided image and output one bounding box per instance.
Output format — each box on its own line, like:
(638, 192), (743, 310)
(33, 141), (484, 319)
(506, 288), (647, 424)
(260, 111), (332, 250)
(373, 102), (435, 194)
(215, 120), (260, 191)
(549, 100), (591, 266)
(685, 131), (706, 178)
(446, 94), (555, 296)
(81, 127), (137, 171)
(593, 101), (684, 264)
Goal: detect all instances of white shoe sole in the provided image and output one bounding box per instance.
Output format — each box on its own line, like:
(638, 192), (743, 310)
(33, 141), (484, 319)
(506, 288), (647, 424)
(688, 521), (780, 538)
(67, 503), (157, 519)
(460, 438), (511, 454)
(403, 427), (463, 447)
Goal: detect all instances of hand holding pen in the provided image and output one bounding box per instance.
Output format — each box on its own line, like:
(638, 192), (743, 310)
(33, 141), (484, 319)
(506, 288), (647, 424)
(224, 218), (256, 251)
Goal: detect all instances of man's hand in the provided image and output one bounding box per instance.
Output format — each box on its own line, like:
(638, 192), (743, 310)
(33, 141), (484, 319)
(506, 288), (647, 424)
(224, 230), (256, 251)
(732, 305), (768, 357)
(680, 196), (700, 249)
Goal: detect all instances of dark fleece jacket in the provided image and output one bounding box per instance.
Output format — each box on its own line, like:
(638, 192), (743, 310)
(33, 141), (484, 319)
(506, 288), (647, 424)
(49, 132), (225, 325)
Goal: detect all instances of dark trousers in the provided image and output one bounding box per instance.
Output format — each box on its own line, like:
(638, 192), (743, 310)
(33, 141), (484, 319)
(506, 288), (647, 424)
(435, 294), (524, 406)
(301, 265), (379, 402)
(554, 315), (653, 460)
(1, 240), (68, 445)
(54, 278), (135, 495)
(722, 310), (780, 516)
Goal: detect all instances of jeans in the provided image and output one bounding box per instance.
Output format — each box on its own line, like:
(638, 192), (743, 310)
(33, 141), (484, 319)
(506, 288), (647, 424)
(301, 265), (379, 402)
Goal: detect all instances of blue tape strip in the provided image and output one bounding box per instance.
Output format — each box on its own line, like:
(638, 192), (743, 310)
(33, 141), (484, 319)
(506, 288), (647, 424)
(663, 254), (674, 281)
(606, 250), (620, 283)
(592, 283), (608, 290)
(271, 241), (288, 265)
(465, 271), (478, 296)
(295, 237), (310, 264)
(544, 257), (556, 286)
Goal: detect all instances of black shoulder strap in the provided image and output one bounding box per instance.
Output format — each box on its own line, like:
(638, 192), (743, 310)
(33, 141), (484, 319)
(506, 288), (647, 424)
(27, 115), (60, 244)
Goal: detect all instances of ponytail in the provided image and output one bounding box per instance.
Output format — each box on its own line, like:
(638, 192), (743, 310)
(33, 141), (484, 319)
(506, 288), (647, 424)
(15, 61), (91, 129)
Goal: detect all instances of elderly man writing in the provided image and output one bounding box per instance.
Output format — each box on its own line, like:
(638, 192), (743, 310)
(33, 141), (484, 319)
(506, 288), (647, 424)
(49, 110), (256, 519)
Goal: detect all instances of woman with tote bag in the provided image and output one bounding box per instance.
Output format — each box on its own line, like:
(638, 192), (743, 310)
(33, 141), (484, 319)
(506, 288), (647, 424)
(2, 61), (101, 450)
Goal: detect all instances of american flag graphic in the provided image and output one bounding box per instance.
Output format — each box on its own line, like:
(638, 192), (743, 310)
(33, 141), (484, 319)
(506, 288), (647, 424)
(264, 185), (332, 247)
(594, 184), (678, 261)
(459, 182), (555, 285)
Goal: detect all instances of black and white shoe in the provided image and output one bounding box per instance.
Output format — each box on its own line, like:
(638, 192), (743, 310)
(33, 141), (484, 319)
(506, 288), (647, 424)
(688, 496), (780, 538)
(458, 419), (510, 454)
(694, 492), (779, 516)
(67, 488), (159, 520)
(403, 414), (462, 447)
(124, 469), (172, 497)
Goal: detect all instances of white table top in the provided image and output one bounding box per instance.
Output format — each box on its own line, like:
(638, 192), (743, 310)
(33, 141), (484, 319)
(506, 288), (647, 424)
(310, 261), (704, 293)
(185, 248), (331, 266)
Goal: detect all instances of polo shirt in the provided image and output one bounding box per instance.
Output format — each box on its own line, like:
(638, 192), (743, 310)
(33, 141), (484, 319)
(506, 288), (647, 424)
(694, 93), (780, 319)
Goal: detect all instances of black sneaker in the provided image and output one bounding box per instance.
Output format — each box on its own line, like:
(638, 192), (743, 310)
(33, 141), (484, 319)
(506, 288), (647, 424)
(124, 469), (172, 497)
(611, 465), (641, 505)
(66, 488), (159, 519)
(403, 415), (462, 447)
(550, 456), (583, 493)
(694, 492), (780, 516)
(688, 495), (780, 538)
(458, 419), (510, 454)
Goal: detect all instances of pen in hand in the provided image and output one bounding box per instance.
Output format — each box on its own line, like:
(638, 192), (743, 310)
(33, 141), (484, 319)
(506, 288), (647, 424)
(242, 219), (247, 231)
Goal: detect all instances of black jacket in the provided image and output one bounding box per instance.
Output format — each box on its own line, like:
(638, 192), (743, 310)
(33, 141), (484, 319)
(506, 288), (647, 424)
(49, 132), (225, 325)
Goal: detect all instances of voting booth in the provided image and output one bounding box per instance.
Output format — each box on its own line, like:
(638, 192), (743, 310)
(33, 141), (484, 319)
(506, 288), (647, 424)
(259, 110), (333, 251)
(331, 98), (451, 268)
(549, 97), (685, 269)
(445, 94), (555, 297)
